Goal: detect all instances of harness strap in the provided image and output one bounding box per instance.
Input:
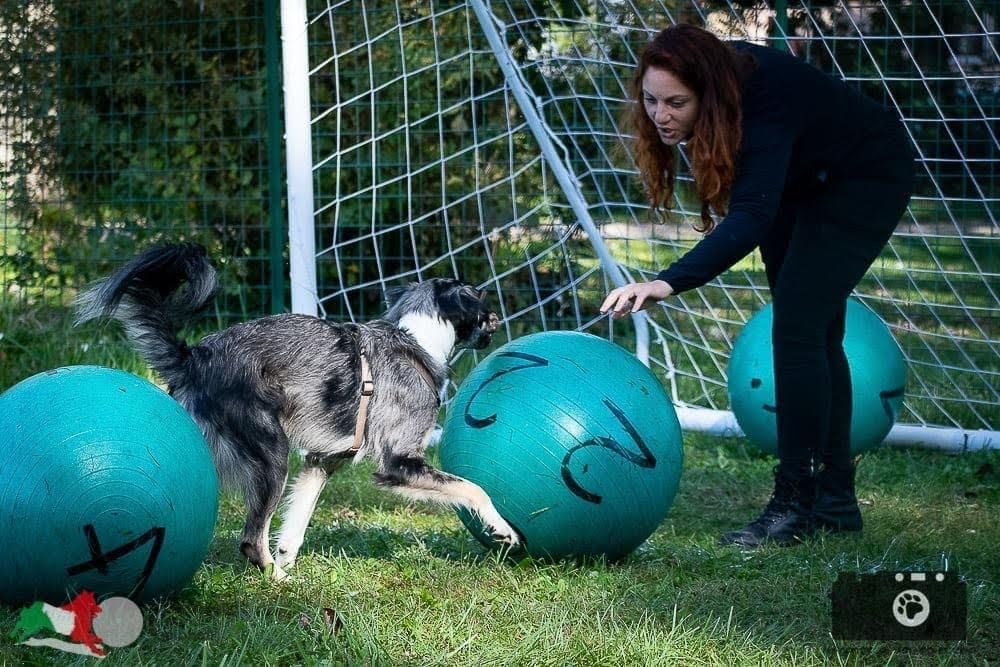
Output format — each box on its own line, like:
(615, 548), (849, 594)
(407, 353), (441, 406)
(341, 349), (439, 459)
(347, 351), (376, 457)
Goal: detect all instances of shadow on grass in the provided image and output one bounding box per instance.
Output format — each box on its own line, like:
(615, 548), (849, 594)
(191, 437), (996, 663)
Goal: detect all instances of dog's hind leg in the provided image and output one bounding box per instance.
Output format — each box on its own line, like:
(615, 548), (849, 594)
(240, 469), (289, 579)
(375, 454), (521, 547)
(235, 424), (291, 580)
(275, 454), (346, 569)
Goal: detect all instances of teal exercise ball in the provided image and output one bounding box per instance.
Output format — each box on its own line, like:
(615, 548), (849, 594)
(0, 366), (218, 604)
(439, 331), (683, 560)
(727, 299), (907, 456)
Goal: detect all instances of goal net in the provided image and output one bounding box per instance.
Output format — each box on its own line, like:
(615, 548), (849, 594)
(281, 0), (998, 449)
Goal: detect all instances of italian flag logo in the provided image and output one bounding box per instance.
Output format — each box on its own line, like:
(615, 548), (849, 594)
(9, 590), (143, 658)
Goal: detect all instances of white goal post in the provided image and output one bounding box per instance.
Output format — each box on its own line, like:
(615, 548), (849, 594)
(280, 0), (998, 452)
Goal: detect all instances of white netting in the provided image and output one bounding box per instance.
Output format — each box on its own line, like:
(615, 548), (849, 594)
(289, 0), (998, 436)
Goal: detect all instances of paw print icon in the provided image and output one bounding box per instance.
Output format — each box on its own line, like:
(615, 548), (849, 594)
(892, 589), (930, 627)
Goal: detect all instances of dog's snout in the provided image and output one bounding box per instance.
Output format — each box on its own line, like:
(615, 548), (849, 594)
(485, 312), (500, 332)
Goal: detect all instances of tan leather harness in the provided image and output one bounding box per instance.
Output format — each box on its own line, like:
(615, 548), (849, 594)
(350, 351), (377, 456)
(340, 350), (439, 459)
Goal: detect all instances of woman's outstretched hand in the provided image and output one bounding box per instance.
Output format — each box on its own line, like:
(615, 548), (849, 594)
(600, 280), (674, 319)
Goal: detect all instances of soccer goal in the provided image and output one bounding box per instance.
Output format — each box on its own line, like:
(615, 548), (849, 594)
(279, 0), (998, 451)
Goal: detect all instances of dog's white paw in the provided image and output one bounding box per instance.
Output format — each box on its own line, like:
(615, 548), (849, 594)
(264, 562), (290, 582)
(473, 501), (521, 548)
(274, 546), (298, 570)
(487, 518), (521, 547)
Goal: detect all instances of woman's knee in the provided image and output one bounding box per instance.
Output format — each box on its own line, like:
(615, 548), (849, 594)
(771, 295), (834, 348)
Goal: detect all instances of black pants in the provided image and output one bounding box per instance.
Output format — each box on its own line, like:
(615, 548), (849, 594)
(759, 154), (914, 481)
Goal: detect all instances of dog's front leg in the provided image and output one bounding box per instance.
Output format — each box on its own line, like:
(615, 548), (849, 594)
(374, 454), (521, 547)
(275, 455), (345, 569)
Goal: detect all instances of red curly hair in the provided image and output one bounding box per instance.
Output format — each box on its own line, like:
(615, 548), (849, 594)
(630, 25), (754, 232)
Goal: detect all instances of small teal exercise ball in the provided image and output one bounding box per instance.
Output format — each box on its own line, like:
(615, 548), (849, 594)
(727, 299), (907, 456)
(440, 331), (683, 560)
(0, 366), (218, 604)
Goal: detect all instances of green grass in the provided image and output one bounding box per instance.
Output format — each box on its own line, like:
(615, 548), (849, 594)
(1, 306), (998, 665)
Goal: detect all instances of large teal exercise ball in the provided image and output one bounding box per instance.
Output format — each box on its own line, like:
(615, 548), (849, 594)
(727, 299), (907, 456)
(0, 366), (218, 604)
(439, 331), (683, 560)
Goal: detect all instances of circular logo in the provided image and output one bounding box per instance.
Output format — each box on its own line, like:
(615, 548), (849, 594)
(93, 597), (144, 647)
(892, 589), (930, 627)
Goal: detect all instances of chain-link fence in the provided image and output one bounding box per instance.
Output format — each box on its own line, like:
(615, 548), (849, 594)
(2, 0), (996, 346)
(1, 0), (284, 321)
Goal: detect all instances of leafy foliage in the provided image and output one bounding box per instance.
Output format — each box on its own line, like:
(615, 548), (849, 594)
(1, 1), (274, 315)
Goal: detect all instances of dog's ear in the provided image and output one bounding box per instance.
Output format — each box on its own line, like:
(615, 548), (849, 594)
(384, 285), (407, 310)
(460, 284), (485, 303)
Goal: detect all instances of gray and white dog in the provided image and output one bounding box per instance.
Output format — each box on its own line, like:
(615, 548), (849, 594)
(76, 242), (519, 578)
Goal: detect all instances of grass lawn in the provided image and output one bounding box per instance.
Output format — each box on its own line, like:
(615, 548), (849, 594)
(0, 309), (997, 665)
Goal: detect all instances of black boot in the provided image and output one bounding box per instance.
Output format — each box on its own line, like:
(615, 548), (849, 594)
(813, 463), (863, 533)
(718, 466), (815, 548)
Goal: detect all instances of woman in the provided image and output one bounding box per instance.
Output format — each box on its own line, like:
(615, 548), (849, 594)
(601, 24), (914, 547)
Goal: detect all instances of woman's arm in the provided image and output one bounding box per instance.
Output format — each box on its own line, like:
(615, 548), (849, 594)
(657, 116), (796, 294)
(601, 118), (796, 320)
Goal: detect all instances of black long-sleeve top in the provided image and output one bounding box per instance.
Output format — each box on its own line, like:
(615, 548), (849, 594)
(656, 42), (911, 294)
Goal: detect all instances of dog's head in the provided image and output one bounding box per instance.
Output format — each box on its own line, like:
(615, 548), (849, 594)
(385, 278), (500, 351)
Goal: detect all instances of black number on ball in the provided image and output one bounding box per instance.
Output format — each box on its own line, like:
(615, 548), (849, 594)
(67, 524), (166, 597)
(880, 386), (905, 420)
(464, 351), (548, 428)
(561, 398), (657, 504)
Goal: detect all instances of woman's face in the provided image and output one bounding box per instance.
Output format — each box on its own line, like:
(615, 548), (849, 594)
(641, 66), (700, 146)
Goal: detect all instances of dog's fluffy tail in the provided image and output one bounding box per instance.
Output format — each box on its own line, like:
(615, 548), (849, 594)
(75, 242), (216, 388)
